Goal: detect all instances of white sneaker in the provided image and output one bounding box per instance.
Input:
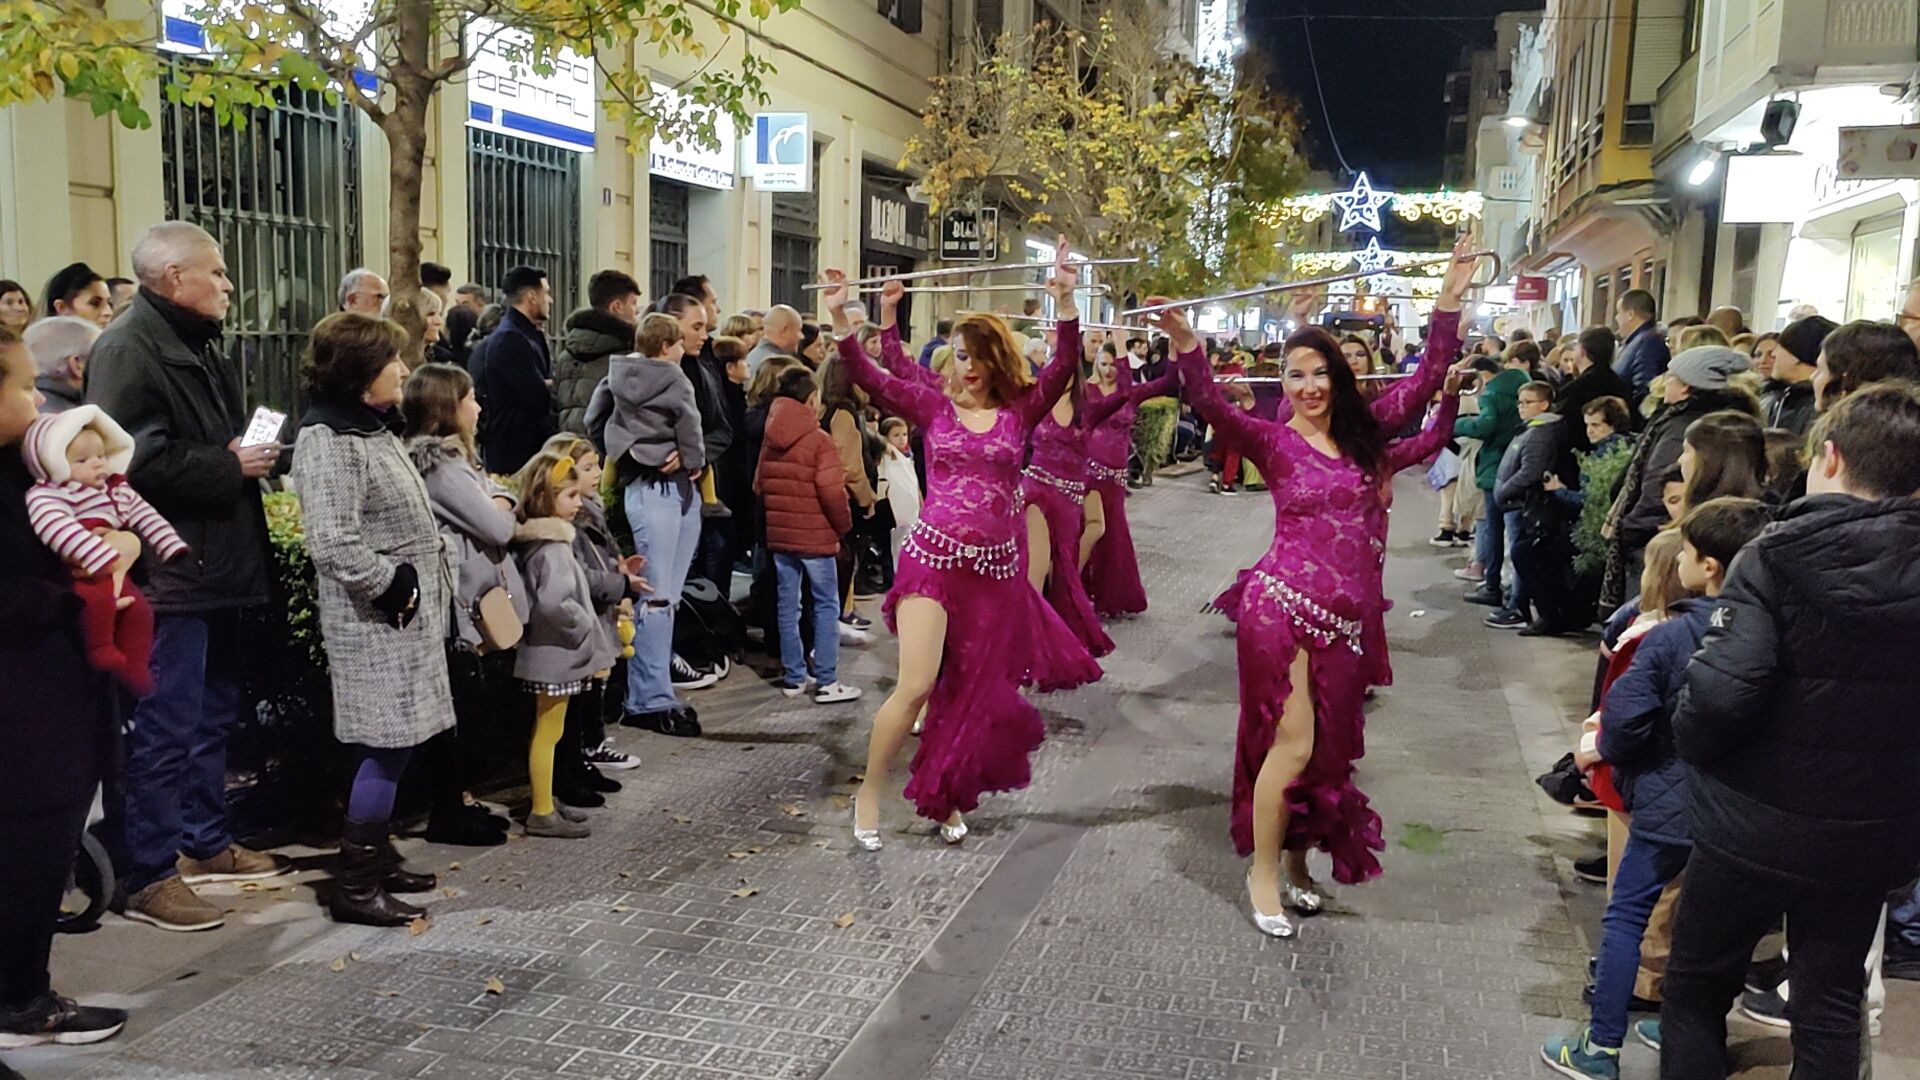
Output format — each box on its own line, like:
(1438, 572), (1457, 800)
(837, 623), (872, 646)
(814, 682), (863, 704)
(671, 654), (719, 690)
(780, 677), (816, 699)
(709, 655), (732, 681)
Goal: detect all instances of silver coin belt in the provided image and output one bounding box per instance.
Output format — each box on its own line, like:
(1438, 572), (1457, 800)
(903, 520), (1021, 580)
(1087, 461), (1127, 485)
(1251, 570), (1364, 655)
(1022, 465), (1087, 505)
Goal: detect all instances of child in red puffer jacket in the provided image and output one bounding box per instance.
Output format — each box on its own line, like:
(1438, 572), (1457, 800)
(754, 367), (860, 705)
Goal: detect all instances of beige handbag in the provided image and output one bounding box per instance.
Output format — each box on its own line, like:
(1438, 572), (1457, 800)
(472, 557), (523, 653)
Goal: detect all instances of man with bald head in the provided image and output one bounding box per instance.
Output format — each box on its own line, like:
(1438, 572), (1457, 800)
(338, 268), (389, 314)
(746, 304), (803, 375)
(86, 221), (289, 935)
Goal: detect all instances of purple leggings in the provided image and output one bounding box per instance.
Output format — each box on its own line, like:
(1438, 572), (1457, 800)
(347, 746), (413, 824)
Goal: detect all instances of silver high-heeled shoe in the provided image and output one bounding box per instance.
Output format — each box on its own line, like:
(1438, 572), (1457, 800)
(939, 814), (967, 845)
(1282, 878), (1326, 915)
(1245, 869), (1295, 939)
(850, 794), (882, 852)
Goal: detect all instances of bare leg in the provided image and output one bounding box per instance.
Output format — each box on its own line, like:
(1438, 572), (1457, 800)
(854, 596), (948, 832)
(1025, 503), (1052, 593)
(1080, 490), (1106, 569)
(1249, 649), (1316, 915)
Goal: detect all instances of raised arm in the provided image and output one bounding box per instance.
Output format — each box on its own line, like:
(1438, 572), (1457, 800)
(1176, 347), (1272, 455)
(1368, 236), (1477, 429)
(876, 295), (945, 391)
(1018, 317), (1082, 428)
(825, 273), (944, 428)
(1383, 390), (1460, 474)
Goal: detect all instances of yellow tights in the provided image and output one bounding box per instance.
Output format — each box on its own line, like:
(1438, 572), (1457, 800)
(529, 694), (567, 817)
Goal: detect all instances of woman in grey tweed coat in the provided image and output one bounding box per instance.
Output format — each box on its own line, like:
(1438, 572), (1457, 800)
(290, 313), (452, 928)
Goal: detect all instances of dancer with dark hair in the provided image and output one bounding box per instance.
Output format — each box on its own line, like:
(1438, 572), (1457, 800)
(1156, 236), (1477, 938)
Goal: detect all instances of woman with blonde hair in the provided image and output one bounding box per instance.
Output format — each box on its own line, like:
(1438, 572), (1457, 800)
(822, 243), (1097, 849)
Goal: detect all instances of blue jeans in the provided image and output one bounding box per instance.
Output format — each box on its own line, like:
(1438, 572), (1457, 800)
(774, 552), (839, 687)
(1502, 509), (1527, 615)
(1473, 496), (1505, 597)
(121, 612), (244, 893)
(1892, 880), (1920, 951)
(1592, 833), (1691, 1047)
(623, 478), (701, 715)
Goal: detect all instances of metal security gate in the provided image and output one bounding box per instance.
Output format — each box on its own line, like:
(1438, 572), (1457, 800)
(161, 80), (360, 413)
(468, 129), (582, 319)
(769, 149), (821, 310)
(649, 180), (690, 301)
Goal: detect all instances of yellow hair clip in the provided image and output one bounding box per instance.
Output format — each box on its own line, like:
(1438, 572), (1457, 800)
(548, 454), (575, 488)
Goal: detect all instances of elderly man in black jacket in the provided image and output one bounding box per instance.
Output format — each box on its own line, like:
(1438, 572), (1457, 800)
(1660, 383), (1920, 1080)
(84, 221), (290, 934)
(469, 265), (555, 474)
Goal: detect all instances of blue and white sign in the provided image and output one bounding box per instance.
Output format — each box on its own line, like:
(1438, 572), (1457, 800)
(465, 18), (595, 152)
(751, 113), (811, 193)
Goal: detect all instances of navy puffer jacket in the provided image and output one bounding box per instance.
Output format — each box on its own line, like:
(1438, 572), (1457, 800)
(1599, 596), (1713, 846)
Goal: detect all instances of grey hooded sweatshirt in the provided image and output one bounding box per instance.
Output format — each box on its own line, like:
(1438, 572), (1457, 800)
(584, 354), (706, 476)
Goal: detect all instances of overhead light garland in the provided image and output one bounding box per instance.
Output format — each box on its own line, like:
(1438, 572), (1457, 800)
(1290, 247), (1454, 276)
(1264, 172), (1485, 231)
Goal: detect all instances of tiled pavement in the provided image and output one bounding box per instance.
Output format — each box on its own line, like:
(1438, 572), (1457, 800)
(18, 473), (1919, 1080)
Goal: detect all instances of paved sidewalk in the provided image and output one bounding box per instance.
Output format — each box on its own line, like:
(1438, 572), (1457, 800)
(16, 475), (1918, 1080)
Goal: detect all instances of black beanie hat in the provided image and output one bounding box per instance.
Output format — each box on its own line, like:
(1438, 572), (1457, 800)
(1776, 315), (1838, 370)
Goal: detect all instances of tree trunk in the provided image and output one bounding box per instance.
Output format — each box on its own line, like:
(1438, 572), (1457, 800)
(379, 0), (434, 363)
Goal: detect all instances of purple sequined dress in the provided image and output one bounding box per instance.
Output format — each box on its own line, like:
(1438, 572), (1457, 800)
(1019, 412), (1113, 657)
(1185, 310), (1461, 884)
(1080, 362), (1180, 616)
(837, 323), (1100, 822)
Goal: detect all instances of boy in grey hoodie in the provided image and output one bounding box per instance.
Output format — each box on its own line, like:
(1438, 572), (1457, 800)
(584, 312), (705, 481)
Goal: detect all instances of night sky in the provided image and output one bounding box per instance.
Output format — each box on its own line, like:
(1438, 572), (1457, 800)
(1247, 0), (1545, 189)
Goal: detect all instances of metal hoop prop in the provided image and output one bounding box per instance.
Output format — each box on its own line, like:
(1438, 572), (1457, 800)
(953, 311), (1153, 335)
(860, 282), (1113, 296)
(1119, 251), (1504, 318)
(803, 257), (1141, 291)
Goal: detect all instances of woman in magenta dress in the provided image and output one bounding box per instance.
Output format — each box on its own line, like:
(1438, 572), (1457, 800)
(1020, 369), (1115, 658)
(826, 252), (1097, 849)
(1081, 344), (1180, 616)
(1155, 236), (1476, 938)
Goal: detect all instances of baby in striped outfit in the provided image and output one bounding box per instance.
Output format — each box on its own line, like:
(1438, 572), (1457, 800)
(24, 405), (187, 695)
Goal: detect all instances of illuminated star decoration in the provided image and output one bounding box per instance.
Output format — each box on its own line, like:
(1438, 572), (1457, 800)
(1330, 171), (1392, 233)
(1352, 237), (1392, 273)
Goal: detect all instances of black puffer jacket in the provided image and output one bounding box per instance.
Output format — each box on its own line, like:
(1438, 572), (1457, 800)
(1675, 494), (1920, 891)
(553, 307), (635, 435)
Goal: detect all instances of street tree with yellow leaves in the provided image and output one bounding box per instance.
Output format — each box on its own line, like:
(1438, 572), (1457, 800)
(904, 0), (1307, 301)
(0, 0), (798, 348)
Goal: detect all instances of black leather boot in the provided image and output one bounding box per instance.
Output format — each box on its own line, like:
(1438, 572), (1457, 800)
(377, 840), (437, 894)
(329, 819), (424, 926)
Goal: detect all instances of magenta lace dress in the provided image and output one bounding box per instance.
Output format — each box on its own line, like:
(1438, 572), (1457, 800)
(1186, 310), (1461, 884)
(1211, 395), (1459, 688)
(1080, 362), (1181, 616)
(1019, 412), (1114, 657)
(838, 324), (1100, 822)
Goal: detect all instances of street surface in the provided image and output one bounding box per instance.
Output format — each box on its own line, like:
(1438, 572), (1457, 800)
(21, 470), (1919, 1080)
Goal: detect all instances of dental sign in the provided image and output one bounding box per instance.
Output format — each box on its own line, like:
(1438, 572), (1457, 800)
(465, 19), (595, 151)
(648, 81), (738, 190)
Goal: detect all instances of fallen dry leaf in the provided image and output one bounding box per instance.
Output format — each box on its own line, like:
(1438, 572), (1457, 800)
(375, 989), (399, 998)
(730, 887), (759, 899)
(617, 870), (633, 879)
(849, 773), (865, 783)
(484, 976), (506, 995)
(238, 883), (260, 892)
(441, 887), (460, 898)
(349, 952), (364, 962)
(610, 904), (631, 914)
(779, 804), (805, 817)
(407, 916), (431, 936)
(329, 958), (347, 973)
(725, 850), (752, 860)
(832, 912), (856, 929)
(829, 794), (851, 810)
(475, 916), (493, 926)
(671, 815), (692, 824)
(812, 839), (831, 849)
(448, 862), (462, 872)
